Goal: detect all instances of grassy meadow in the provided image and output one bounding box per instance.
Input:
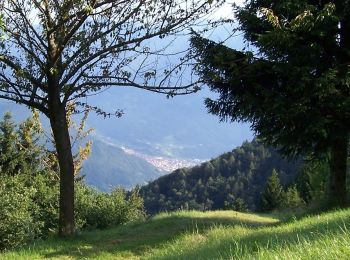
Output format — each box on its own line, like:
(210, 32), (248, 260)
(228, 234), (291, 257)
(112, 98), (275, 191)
(1, 209), (350, 259)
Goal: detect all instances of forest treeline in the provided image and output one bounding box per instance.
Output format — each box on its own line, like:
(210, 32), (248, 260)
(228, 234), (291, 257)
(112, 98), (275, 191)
(140, 140), (332, 215)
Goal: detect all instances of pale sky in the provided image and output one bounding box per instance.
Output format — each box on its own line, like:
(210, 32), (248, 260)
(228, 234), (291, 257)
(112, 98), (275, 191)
(211, 0), (245, 19)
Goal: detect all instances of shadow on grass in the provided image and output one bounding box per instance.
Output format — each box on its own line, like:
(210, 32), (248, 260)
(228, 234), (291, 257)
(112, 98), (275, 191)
(41, 212), (275, 259)
(157, 210), (350, 259)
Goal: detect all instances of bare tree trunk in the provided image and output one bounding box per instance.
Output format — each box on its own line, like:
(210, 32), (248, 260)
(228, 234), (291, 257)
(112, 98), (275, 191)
(49, 104), (75, 236)
(328, 131), (348, 208)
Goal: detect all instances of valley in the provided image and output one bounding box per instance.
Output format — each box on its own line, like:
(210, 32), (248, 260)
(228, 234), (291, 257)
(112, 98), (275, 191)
(0, 87), (253, 191)
(120, 145), (204, 172)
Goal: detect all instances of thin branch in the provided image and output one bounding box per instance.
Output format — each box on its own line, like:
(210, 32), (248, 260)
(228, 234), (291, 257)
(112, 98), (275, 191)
(0, 56), (46, 90)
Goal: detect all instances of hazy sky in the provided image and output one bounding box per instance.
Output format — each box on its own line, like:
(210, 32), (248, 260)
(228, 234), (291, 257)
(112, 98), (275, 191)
(213, 0), (245, 19)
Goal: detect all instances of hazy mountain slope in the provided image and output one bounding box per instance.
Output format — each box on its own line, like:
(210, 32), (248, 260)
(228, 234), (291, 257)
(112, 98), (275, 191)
(0, 99), (251, 192)
(0, 86), (253, 161)
(81, 140), (164, 191)
(86, 87), (253, 159)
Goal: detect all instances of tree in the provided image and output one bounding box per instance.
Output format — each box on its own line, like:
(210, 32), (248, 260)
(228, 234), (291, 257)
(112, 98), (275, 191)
(44, 102), (93, 177)
(283, 185), (304, 209)
(232, 197), (248, 212)
(0, 13), (4, 37)
(0, 112), (49, 177)
(191, 0), (350, 207)
(261, 169), (284, 211)
(296, 158), (330, 204)
(0, 113), (18, 175)
(0, 0), (223, 236)
(0, 112), (44, 176)
(296, 169), (313, 204)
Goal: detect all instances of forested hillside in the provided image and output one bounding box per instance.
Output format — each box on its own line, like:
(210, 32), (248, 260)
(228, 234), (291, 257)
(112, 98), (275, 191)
(140, 140), (302, 214)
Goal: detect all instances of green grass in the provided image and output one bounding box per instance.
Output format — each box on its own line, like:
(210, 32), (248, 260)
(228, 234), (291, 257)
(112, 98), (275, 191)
(1, 209), (350, 259)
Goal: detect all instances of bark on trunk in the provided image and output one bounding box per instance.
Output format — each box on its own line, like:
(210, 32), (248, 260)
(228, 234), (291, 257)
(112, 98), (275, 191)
(328, 131), (348, 208)
(49, 105), (75, 236)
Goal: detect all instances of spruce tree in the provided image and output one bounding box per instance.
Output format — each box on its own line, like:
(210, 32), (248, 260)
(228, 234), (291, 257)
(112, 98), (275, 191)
(0, 112), (20, 176)
(232, 198), (248, 212)
(0, 112), (44, 176)
(297, 159), (330, 204)
(261, 169), (284, 211)
(191, 0), (350, 208)
(296, 170), (313, 204)
(283, 185), (304, 209)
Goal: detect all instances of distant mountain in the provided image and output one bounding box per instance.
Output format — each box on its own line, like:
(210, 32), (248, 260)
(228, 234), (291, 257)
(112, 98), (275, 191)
(81, 140), (165, 192)
(140, 140), (302, 214)
(0, 87), (253, 161)
(0, 99), (252, 191)
(86, 87), (253, 160)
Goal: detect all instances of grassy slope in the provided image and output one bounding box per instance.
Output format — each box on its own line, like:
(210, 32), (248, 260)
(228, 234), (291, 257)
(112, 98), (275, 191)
(1, 209), (350, 259)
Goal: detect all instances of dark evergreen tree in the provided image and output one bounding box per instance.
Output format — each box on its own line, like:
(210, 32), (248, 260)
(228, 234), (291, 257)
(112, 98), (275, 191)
(0, 112), (48, 177)
(0, 112), (18, 176)
(296, 159), (330, 204)
(296, 171), (313, 204)
(261, 169), (284, 211)
(283, 185), (304, 209)
(191, 0), (350, 207)
(232, 198), (248, 212)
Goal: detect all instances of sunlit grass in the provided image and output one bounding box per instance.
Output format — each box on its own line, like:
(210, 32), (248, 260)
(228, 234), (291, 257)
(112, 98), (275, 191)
(1, 209), (350, 259)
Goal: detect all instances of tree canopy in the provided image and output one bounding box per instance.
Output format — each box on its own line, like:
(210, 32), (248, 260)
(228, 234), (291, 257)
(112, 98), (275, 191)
(0, 0), (223, 236)
(191, 0), (350, 207)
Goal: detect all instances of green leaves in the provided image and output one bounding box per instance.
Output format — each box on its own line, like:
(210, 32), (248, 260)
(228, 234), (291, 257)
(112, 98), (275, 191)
(259, 7), (282, 28)
(0, 112), (45, 177)
(75, 185), (145, 230)
(0, 176), (41, 251)
(0, 13), (5, 41)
